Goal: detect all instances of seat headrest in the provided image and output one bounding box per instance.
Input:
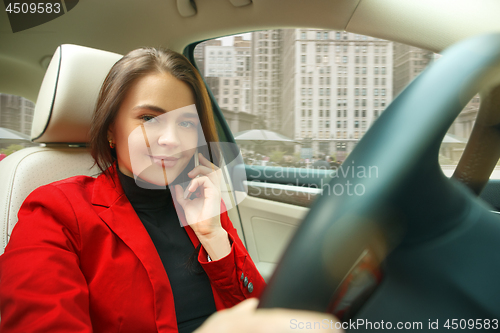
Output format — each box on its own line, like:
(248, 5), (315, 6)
(32, 44), (122, 143)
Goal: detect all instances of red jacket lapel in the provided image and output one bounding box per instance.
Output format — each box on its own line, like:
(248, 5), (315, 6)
(90, 166), (178, 332)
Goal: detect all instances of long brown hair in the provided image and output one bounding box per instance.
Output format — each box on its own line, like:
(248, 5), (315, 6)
(90, 47), (220, 176)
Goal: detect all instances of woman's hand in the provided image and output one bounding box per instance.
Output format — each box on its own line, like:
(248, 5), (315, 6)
(195, 298), (344, 333)
(174, 153), (222, 236)
(174, 153), (231, 260)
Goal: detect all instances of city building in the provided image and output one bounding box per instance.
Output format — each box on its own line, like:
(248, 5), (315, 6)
(0, 94), (35, 149)
(200, 36), (253, 120)
(282, 29), (393, 160)
(250, 30), (283, 133)
(193, 39), (221, 77)
(204, 45), (235, 78)
(0, 94), (34, 136)
(392, 43), (433, 98)
(197, 30), (395, 160)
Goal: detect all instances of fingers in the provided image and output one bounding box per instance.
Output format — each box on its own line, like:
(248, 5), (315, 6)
(200, 153), (224, 184)
(190, 153), (219, 175)
(183, 175), (220, 200)
(188, 153), (223, 191)
(196, 297), (343, 333)
(194, 299), (259, 333)
(188, 165), (216, 178)
(198, 152), (217, 171)
(174, 184), (188, 206)
(174, 182), (203, 205)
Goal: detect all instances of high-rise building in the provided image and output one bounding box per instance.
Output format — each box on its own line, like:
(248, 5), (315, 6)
(0, 94), (34, 136)
(250, 30), (283, 132)
(234, 36), (251, 78)
(201, 36), (252, 115)
(282, 30), (393, 160)
(217, 77), (248, 112)
(197, 30), (394, 160)
(205, 45), (236, 77)
(193, 39), (221, 77)
(392, 43), (433, 98)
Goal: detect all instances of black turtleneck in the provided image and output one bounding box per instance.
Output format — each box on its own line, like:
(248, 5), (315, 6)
(117, 169), (217, 333)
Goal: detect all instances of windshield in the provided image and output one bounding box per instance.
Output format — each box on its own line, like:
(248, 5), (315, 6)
(193, 30), (496, 180)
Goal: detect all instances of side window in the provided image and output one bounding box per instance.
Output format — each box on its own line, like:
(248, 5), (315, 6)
(0, 93), (35, 162)
(440, 94), (480, 176)
(194, 31), (394, 167)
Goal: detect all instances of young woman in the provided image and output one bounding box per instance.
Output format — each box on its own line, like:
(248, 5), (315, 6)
(0, 48), (265, 333)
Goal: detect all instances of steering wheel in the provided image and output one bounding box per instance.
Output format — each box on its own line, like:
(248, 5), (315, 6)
(259, 34), (500, 326)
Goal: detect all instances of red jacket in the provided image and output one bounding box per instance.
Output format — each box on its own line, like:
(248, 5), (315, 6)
(0, 166), (265, 332)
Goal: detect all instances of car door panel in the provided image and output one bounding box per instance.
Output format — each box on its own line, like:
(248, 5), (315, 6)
(237, 193), (308, 281)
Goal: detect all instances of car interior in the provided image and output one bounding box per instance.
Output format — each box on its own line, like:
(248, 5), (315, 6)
(1, 0), (500, 329)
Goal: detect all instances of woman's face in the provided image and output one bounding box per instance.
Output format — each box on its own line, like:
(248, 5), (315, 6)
(109, 73), (200, 186)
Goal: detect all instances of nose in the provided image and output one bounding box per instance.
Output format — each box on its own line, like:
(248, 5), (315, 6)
(157, 126), (181, 148)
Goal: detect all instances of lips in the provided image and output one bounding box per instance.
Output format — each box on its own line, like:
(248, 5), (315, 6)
(149, 155), (179, 168)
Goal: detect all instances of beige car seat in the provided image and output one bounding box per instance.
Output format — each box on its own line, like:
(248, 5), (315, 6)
(0, 44), (122, 254)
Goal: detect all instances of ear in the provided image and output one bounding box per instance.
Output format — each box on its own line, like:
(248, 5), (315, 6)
(107, 128), (113, 141)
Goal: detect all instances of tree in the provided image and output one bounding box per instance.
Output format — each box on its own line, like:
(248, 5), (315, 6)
(269, 150), (285, 164)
